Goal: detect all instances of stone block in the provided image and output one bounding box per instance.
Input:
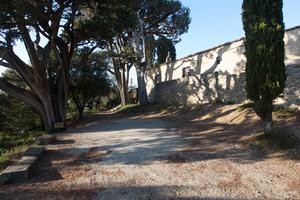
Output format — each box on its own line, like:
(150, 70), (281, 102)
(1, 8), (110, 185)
(0, 146), (45, 185)
(1, 163), (30, 183)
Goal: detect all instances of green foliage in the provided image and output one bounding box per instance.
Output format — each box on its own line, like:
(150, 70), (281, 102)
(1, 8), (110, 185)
(156, 36), (176, 65)
(242, 0), (286, 121)
(78, 0), (138, 43)
(2, 69), (26, 88)
(0, 130), (43, 170)
(71, 51), (111, 98)
(118, 104), (140, 113)
(138, 0), (190, 66)
(0, 70), (41, 132)
(66, 101), (79, 120)
(138, 0), (191, 42)
(70, 50), (113, 117)
(0, 94), (41, 133)
(0, 1), (139, 132)
(106, 97), (120, 109)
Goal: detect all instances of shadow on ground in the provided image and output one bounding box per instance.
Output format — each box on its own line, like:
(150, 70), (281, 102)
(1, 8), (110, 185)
(63, 104), (300, 166)
(1, 104), (300, 200)
(0, 184), (252, 200)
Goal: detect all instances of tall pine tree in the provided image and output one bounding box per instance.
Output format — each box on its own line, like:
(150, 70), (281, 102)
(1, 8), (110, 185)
(242, 0), (286, 133)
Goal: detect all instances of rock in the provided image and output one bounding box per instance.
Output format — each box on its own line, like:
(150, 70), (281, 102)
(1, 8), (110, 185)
(1, 164), (30, 183)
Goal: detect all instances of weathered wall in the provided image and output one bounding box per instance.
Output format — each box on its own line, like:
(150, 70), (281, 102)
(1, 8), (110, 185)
(150, 72), (246, 105)
(146, 26), (300, 109)
(285, 28), (300, 65)
(278, 64), (300, 109)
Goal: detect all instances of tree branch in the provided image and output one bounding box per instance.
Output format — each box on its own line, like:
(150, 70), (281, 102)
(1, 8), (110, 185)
(106, 69), (115, 75)
(1, 48), (44, 95)
(18, 24), (40, 67)
(0, 60), (11, 68)
(0, 78), (43, 113)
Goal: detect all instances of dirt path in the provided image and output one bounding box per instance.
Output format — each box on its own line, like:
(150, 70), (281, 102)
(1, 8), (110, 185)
(1, 105), (300, 199)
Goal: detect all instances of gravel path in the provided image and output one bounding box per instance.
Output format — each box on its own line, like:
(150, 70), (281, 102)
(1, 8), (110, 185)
(1, 107), (300, 200)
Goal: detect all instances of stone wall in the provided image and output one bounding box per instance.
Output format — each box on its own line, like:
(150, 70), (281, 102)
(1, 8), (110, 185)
(151, 72), (246, 105)
(151, 65), (300, 109)
(146, 26), (300, 109)
(279, 64), (300, 109)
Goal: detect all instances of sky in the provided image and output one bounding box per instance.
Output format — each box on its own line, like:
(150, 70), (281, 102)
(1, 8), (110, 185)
(176, 0), (300, 59)
(0, 0), (300, 78)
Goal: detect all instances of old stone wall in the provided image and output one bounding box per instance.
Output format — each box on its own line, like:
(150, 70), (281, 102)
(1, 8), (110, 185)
(280, 64), (300, 109)
(146, 26), (300, 109)
(151, 72), (246, 105)
(151, 64), (300, 109)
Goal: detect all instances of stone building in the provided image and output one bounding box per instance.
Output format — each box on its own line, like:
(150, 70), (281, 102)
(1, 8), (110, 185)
(145, 26), (300, 109)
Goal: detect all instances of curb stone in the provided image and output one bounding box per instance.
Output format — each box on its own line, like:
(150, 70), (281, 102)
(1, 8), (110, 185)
(0, 146), (45, 185)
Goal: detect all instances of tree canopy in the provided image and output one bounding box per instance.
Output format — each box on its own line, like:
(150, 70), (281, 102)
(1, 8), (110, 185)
(156, 36), (176, 65)
(70, 50), (111, 118)
(0, 0), (190, 131)
(0, 0), (136, 132)
(129, 0), (191, 104)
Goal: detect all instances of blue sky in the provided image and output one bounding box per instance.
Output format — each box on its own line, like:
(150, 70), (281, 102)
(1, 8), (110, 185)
(0, 0), (299, 75)
(176, 0), (300, 58)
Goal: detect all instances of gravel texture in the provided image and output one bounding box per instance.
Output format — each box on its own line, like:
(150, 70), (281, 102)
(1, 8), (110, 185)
(0, 105), (300, 200)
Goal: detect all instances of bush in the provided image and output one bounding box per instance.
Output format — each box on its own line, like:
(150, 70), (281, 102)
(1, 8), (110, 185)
(0, 130), (43, 170)
(0, 94), (42, 132)
(106, 97), (120, 109)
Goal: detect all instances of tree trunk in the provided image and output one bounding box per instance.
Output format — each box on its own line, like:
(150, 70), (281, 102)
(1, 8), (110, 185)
(40, 93), (65, 133)
(111, 57), (129, 106)
(132, 17), (148, 105)
(0, 77), (65, 133)
(71, 88), (84, 120)
(264, 112), (273, 134)
(75, 101), (84, 120)
(0, 8), (75, 134)
(78, 107), (83, 119)
(120, 68), (129, 105)
(136, 68), (148, 105)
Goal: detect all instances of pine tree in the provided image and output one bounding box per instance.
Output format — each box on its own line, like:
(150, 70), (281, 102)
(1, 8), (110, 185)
(242, 0), (286, 133)
(156, 36), (176, 65)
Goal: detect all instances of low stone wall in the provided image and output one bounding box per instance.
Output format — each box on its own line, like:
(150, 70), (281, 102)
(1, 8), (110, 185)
(152, 72), (246, 105)
(152, 64), (300, 110)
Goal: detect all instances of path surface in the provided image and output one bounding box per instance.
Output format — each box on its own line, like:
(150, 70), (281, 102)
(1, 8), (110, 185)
(1, 107), (300, 200)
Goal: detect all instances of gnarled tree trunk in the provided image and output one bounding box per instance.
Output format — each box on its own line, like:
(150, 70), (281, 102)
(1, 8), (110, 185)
(0, 43), (70, 133)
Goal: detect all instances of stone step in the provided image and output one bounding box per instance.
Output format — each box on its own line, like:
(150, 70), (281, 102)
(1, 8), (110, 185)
(0, 146), (45, 185)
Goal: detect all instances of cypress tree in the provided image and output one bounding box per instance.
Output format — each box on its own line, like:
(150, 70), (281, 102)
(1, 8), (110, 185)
(242, 0), (286, 133)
